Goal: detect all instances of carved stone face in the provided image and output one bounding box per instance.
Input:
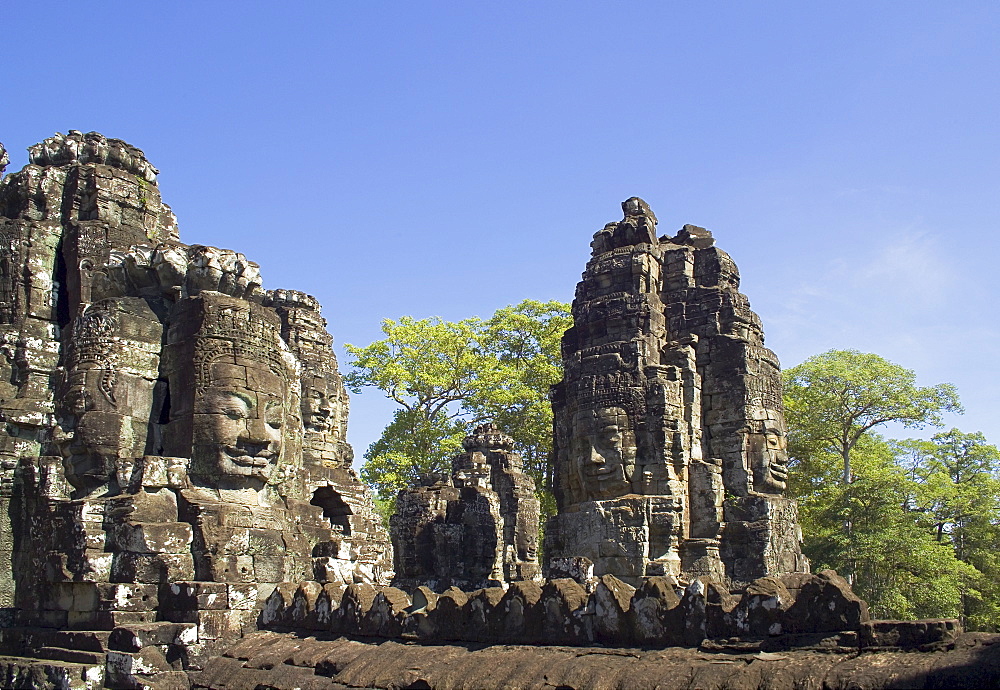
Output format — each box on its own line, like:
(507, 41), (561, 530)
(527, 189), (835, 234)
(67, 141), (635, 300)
(62, 366), (121, 486)
(303, 381), (336, 433)
(571, 406), (635, 501)
(747, 420), (789, 494)
(516, 529), (538, 563)
(191, 359), (285, 485)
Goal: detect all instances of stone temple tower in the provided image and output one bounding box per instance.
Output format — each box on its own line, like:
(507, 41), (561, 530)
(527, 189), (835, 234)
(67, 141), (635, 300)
(544, 198), (809, 588)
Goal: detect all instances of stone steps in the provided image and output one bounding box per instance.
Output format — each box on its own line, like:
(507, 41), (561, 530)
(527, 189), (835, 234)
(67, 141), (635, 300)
(0, 627), (112, 656)
(0, 654), (104, 690)
(35, 646), (106, 665)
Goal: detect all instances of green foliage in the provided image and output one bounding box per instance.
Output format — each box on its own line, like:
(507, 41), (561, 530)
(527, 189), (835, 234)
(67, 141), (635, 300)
(345, 300), (572, 518)
(783, 349), (962, 484)
(784, 349), (1000, 626)
(896, 430), (1000, 630)
(795, 435), (977, 619)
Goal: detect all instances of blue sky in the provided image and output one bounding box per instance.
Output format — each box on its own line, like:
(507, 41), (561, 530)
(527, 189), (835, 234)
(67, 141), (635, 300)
(4, 2), (999, 460)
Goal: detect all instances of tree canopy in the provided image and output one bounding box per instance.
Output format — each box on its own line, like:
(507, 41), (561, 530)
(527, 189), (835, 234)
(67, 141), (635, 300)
(783, 349), (962, 485)
(344, 299), (571, 506)
(781, 349), (1000, 626)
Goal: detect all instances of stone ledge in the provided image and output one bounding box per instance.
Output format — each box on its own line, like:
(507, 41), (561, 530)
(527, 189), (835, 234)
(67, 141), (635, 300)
(262, 570), (883, 648)
(184, 631), (1000, 690)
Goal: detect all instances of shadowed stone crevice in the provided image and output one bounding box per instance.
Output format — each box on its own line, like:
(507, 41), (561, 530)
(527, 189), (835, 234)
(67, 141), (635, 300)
(311, 486), (353, 536)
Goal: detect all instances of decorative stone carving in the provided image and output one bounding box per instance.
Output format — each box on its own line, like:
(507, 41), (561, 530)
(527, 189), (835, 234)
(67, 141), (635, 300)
(391, 424), (541, 591)
(545, 198), (809, 588)
(0, 133), (390, 662)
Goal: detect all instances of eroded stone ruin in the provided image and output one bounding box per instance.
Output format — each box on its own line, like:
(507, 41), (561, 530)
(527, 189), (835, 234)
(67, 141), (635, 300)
(0, 132), (389, 683)
(545, 197), (809, 587)
(0, 133), (989, 690)
(391, 423), (541, 591)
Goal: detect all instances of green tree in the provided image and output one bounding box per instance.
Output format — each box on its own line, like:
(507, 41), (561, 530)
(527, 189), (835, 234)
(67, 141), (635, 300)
(344, 300), (572, 511)
(783, 349), (962, 486)
(897, 430), (1000, 630)
(782, 349), (966, 608)
(791, 431), (979, 619)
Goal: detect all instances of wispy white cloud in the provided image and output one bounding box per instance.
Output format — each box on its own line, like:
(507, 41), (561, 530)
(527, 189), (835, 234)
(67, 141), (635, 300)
(845, 230), (956, 308)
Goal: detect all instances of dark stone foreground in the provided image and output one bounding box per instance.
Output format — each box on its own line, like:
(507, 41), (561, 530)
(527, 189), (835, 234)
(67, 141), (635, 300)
(186, 630), (1000, 690)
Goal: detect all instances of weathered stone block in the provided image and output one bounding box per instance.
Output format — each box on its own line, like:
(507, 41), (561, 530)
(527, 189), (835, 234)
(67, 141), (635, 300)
(108, 522), (193, 554)
(201, 554), (255, 583)
(227, 583), (258, 611)
(289, 581), (323, 628)
(403, 586), (439, 640)
(67, 609), (154, 629)
(703, 580), (738, 639)
(498, 580), (544, 644)
(106, 647), (174, 689)
(195, 609), (254, 641)
(109, 622), (198, 651)
(541, 579), (593, 645)
(315, 583), (347, 631)
(111, 552), (195, 583)
(259, 583), (296, 628)
(631, 576), (682, 646)
(593, 574), (635, 644)
(95, 583), (159, 612)
(781, 570), (869, 634)
(859, 618), (962, 649)
(426, 587), (469, 641)
(339, 583), (379, 633)
(465, 587), (506, 643)
(361, 587), (410, 638)
(734, 576), (792, 637)
(161, 581), (227, 611)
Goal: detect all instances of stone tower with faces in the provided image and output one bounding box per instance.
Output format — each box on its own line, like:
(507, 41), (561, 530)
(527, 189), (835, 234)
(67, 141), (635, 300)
(391, 424), (541, 591)
(545, 198), (809, 588)
(0, 132), (390, 651)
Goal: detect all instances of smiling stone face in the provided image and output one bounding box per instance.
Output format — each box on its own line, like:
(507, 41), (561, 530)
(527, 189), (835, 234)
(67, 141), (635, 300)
(303, 385), (335, 433)
(572, 406), (636, 502)
(747, 419), (790, 494)
(190, 357), (286, 486)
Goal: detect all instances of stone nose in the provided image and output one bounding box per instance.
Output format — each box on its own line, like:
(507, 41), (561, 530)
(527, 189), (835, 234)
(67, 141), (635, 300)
(245, 415), (281, 447)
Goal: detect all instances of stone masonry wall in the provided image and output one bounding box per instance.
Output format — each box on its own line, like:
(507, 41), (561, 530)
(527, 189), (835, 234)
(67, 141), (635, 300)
(0, 133), (391, 674)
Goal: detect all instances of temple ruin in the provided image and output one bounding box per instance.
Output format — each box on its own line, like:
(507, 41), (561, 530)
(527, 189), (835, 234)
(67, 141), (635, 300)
(391, 423), (541, 591)
(0, 133), (984, 690)
(0, 132), (389, 679)
(545, 197), (809, 587)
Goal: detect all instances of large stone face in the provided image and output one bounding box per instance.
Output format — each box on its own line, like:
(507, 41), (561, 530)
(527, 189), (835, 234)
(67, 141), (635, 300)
(545, 198), (809, 588)
(0, 132), (390, 653)
(391, 424), (541, 591)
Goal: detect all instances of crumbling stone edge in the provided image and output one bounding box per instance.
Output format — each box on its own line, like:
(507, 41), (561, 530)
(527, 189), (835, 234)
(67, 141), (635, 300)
(260, 571), (960, 652)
